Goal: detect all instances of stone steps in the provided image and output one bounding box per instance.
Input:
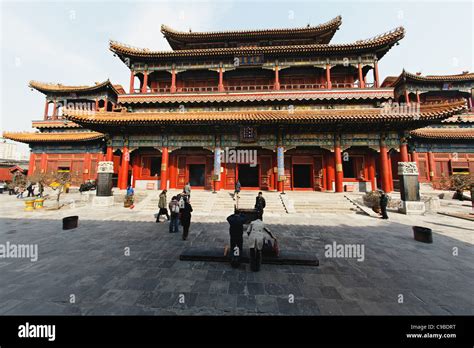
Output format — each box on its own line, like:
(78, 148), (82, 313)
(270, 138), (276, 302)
(283, 192), (360, 214)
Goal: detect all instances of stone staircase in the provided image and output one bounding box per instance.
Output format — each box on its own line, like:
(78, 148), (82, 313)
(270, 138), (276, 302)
(232, 190), (286, 215)
(137, 189), (218, 215)
(282, 191), (361, 214)
(135, 189), (360, 215)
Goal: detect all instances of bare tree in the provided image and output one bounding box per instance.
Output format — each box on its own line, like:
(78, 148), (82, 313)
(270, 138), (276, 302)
(450, 174), (471, 201)
(39, 171), (72, 208)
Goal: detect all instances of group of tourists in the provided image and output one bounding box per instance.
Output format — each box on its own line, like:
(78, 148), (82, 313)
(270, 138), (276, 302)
(11, 181), (44, 199)
(156, 182), (193, 240)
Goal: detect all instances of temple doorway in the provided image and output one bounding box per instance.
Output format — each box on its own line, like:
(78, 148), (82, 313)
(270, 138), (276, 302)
(293, 164), (312, 188)
(237, 164), (259, 187)
(188, 164), (205, 187)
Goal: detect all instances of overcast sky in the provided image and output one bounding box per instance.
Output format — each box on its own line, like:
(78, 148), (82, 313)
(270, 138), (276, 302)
(1, 0), (472, 154)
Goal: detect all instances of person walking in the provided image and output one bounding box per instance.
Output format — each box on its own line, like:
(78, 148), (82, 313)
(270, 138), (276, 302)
(168, 196), (180, 233)
(26, 182), (35, 197)
(180, 197), (193, 240)
(226, 212), (247, 268)
(156, 190), (170, 222)
(234, 180), (241, 200)
(37, 182), (44, 197)
(255, 192), (266, 221)
(184, 182), (191, 200)
(379, 190), (389, 220)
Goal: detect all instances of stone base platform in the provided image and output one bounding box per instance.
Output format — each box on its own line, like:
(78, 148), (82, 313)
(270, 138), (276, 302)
(92, 196), (115, 207)
(180, 247), (319, 266)
(399, 201), (426, 215)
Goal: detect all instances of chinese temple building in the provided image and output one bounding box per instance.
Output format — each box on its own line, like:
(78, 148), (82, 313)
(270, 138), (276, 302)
(4, 16), (470, 192)
(382, 71), (474, 188)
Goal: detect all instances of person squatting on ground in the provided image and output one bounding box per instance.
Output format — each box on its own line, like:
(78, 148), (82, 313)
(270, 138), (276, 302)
(180, 197), (193, 240)
(379, 190), (389, 219)
(168, 196), (180, 233)
(226, 212), (247, 268)
(157, 190), (170, 222)
(255, 192), (266, 221)
(246, 218), (268, 272)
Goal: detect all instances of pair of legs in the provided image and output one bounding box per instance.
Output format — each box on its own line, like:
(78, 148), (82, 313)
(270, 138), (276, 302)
(182, 221), (190, 240)
(156, 208), (170, 222)
(169, 214), (179, 233)
(249, 248), (262, 272)
(381, 206), (388, 219)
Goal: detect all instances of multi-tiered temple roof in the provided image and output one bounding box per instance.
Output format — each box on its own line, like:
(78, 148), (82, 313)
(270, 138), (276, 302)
(160, 16), (343, 49)
(110, 26), (404, 60)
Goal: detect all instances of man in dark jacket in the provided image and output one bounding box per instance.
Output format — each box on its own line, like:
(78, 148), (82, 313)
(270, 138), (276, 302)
(180, 197), (193, 240)
(379, 190), (389, 219)
(255, 192), (266, 220)
(226, 213), (247, 267)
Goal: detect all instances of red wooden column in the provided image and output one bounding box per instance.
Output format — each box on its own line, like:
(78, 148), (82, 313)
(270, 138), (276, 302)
(170, 68), (176, 93)
(358, 63), (365, 88)
(416, 90), (421, 104)
(405, 90), (411, 105)
(373, 59), (379, 88)
(106, 147), (113, 161)
(141, 71), (148, 93)
(132, 153), (140, 188)
(129, 70), (135, 94)
(387, 152), (394, 192)
(379, 137), (391, 192)
(218, 67), (225, 92)
(428, 151), (435, 182)
(118, 147), (129, 189)
(326, 64), (332, 89)
(273, 154), (278, 191)
(160, 147), (169, 190)
(28, 153), (36, 175)
(334, 134), (343, 192)
(273, 64), (280, 90)
(368, 155), (376, 191)
(326, 152), (335, 191)
(43, 100), (49, 120)
(52, 100), (58, 120)
(95, 99), (99, 111)
(399, 137), (409, 162)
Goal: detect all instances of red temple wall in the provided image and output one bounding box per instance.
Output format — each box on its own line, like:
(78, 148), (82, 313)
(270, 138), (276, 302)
(29, 152), (105, 186)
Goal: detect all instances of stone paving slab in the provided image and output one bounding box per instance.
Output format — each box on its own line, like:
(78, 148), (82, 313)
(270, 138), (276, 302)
(0, 193), (473, 315)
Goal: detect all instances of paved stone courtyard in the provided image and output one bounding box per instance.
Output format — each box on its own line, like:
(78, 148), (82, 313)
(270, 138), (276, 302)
(0, 191), (472, 315)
